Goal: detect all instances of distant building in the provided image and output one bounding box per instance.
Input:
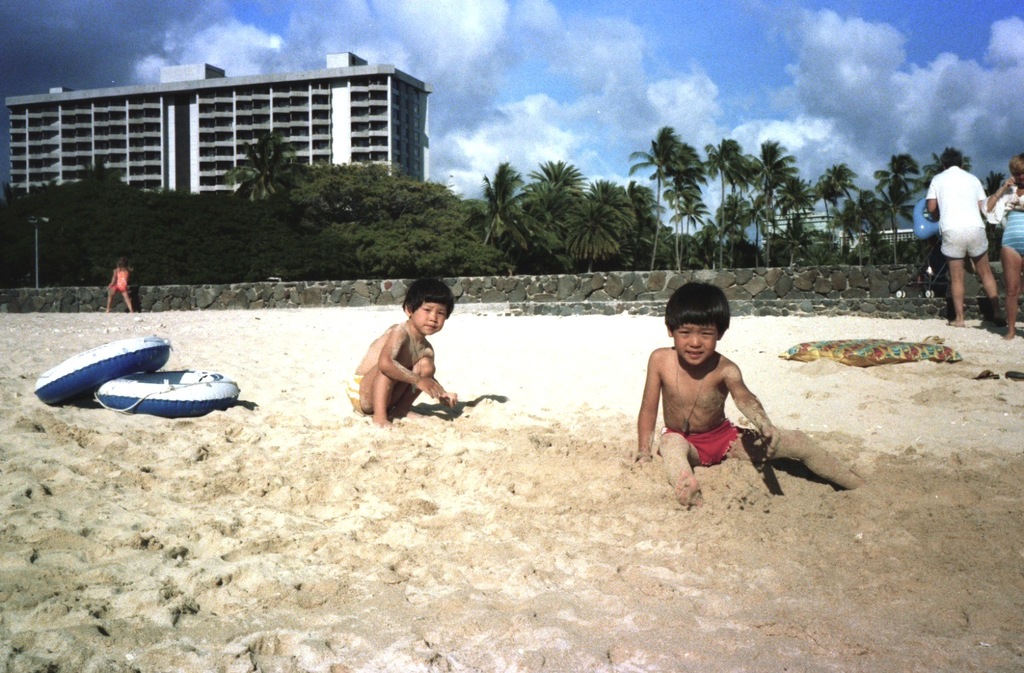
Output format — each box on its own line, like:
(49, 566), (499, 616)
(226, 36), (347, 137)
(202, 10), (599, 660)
(5, 53), (431, 194)
(780, 209), (915, 248)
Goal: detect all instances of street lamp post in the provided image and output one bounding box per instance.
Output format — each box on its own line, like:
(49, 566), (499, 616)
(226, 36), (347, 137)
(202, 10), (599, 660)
(29, 216), (49, 289)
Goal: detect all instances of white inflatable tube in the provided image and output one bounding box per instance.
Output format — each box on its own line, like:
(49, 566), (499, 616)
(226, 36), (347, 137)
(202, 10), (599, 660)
(34, 336), (172, 405)
(96, 370), (240, 418)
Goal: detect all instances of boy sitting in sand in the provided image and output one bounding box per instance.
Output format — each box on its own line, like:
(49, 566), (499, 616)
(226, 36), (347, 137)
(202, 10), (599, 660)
(347, 278), (458, 427)
(635, 282), (863, 507)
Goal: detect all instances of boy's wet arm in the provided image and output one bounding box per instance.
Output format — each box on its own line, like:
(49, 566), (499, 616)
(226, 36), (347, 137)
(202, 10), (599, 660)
(377, 329), (419, 385)
(723, 363), (771, 432)
(635, 357), (664, 458)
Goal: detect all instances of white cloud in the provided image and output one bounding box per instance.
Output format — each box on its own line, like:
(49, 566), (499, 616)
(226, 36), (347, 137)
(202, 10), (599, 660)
(986, 17), (1024, 67)
(437, 93), (582, 195)
(777, 8), (1024, 184)
(786, 10), (905, 141)
(135, 19), (284, 82)
(510, 0), (561, 36)
(646, 71), (722, 149)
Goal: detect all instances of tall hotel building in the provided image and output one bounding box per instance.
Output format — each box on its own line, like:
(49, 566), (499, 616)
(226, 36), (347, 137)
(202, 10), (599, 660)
(5, 53), (431, 194)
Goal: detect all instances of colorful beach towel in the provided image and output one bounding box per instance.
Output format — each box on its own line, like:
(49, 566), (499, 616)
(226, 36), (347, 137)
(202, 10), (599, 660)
(780, 338), (962, 368)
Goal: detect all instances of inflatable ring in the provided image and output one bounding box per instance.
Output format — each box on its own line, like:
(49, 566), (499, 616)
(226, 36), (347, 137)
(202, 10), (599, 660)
(96, 370), (240, 417)
(35, 336), (172, 405)
(913, 198), (940, 240)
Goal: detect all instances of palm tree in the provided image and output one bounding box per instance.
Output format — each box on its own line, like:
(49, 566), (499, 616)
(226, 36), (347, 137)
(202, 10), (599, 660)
(664, 142), (707, 271)
(751, 140), (797, 267)
(565, 180), (631, 272)
(678, 192), (710, 269)
(777, 175), (816, 266)
(689, 225), (719, 269)
(874, 153), (920, 264)
(705, 138), (750, 269)
(525, 160), (585, 241)
(629, 127), (681, 270)
(718, 193), (755, 267)
(919, 149), (971, 192)
(985, 171), (1007, 196)
(470, 162), (530, 248)
(225, 131), (299, 200)
(854, 190), (885, 265)
(625, 181), (658, 271)
(74, 157), (124, 184)
(817, 163), (857, 247)
(529, 160), (585, 192)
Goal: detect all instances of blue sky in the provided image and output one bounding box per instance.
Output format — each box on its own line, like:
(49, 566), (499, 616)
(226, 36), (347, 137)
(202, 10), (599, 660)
(2, 0), (1023, 205)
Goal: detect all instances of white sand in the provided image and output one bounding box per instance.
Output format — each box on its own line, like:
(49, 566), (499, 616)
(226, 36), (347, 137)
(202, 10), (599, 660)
(1, 308), (1023, 672)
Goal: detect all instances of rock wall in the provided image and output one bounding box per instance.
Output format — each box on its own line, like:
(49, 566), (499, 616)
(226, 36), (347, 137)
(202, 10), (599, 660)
(1, 265), (1014, 320)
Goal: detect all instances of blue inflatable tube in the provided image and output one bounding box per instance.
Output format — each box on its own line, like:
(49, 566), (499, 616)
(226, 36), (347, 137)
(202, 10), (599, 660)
(96, 370), (240, 418)
(35, 336), (172, 405)
(913, 198), (940, 240)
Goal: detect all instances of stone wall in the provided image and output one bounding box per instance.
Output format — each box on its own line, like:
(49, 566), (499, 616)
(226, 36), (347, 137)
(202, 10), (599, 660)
(1, 265), (1015, 320)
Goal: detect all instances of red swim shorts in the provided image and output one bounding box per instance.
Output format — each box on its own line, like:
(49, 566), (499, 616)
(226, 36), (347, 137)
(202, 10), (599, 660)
(663, 419), (740, 466)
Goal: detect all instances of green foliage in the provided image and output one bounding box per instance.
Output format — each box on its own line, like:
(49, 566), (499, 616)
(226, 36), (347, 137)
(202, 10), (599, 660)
(291, 163), (504, 278)
(0, 163), (502, 288)
(3, 132), (997, 290)
(226, 131), (304, 201)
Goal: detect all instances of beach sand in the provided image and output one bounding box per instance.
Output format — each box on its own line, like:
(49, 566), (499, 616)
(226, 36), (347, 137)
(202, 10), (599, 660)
(1, 307), (1022, 672)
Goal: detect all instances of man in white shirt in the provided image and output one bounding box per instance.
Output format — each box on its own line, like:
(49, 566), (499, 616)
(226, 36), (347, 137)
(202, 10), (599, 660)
(926, 148), (1002, 327)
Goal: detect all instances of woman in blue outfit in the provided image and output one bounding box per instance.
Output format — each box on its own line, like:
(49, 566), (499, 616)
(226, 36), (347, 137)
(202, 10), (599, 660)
(986, 153), (1024, 341)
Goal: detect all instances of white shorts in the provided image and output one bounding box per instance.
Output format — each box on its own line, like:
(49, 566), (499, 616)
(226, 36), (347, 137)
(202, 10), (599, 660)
(941, 227), (988, 259)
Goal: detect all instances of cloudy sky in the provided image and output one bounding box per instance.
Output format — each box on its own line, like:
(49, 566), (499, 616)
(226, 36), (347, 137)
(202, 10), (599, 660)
(2, 0), (1023, 202)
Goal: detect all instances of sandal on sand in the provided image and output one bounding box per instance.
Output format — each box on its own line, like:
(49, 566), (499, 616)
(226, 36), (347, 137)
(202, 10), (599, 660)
(974, 370), (1000, 380)
(1006, 371), (1024, 381)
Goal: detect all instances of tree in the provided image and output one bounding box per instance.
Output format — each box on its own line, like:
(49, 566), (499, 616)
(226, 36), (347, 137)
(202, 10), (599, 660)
(854, 190), (886, 265)
(705, 138), (750, 269)
(664, 142), (707, 271)
(522, 160), (585, 270)
(1, 182), (16, 207)
(565, 180), (631, 272)
(816, 163), (857, 249)
(78, 158), (125, 184)
(919, 149), (971, 192)
(629, 126), (681, 270)
(874, 153), (920, 264)
(529, 160), (585, 192)
(751, 140), (797, 267)
(624, 181), (658, 271)
(985, 171), (1007, 196)
(777, 175), (816, 266)
(226, 131), (301, 201)
(718, 193), (755, 267)
(469, 162), (531, 249)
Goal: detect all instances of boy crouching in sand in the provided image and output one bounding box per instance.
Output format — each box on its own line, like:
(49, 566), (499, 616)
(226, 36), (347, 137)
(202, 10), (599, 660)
(635, 282), (863, 507)
(347, 278), (458, 427)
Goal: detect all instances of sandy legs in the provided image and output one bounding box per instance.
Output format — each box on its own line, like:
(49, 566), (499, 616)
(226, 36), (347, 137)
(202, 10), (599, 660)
(359, 358), (434, 427)
(1000, 245), (1021, 340)
(658, 433), (703, 508)
(656, 426), (862, 508)
(729, 428), (864, 490)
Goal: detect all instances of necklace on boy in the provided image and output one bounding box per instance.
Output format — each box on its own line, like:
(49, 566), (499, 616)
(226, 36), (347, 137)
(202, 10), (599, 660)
(678, 365), (707, 434)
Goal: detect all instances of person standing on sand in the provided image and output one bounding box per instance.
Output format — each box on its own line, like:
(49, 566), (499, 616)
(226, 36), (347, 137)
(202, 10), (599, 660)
(926, 147), (1002, 328)
(634, 282), (863, 508)
(105, 257), (134, 313)
(984, 153), (1024, 341)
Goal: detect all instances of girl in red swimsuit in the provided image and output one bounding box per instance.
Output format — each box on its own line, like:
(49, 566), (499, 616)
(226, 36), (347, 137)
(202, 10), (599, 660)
(106, 257), (134, 313)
